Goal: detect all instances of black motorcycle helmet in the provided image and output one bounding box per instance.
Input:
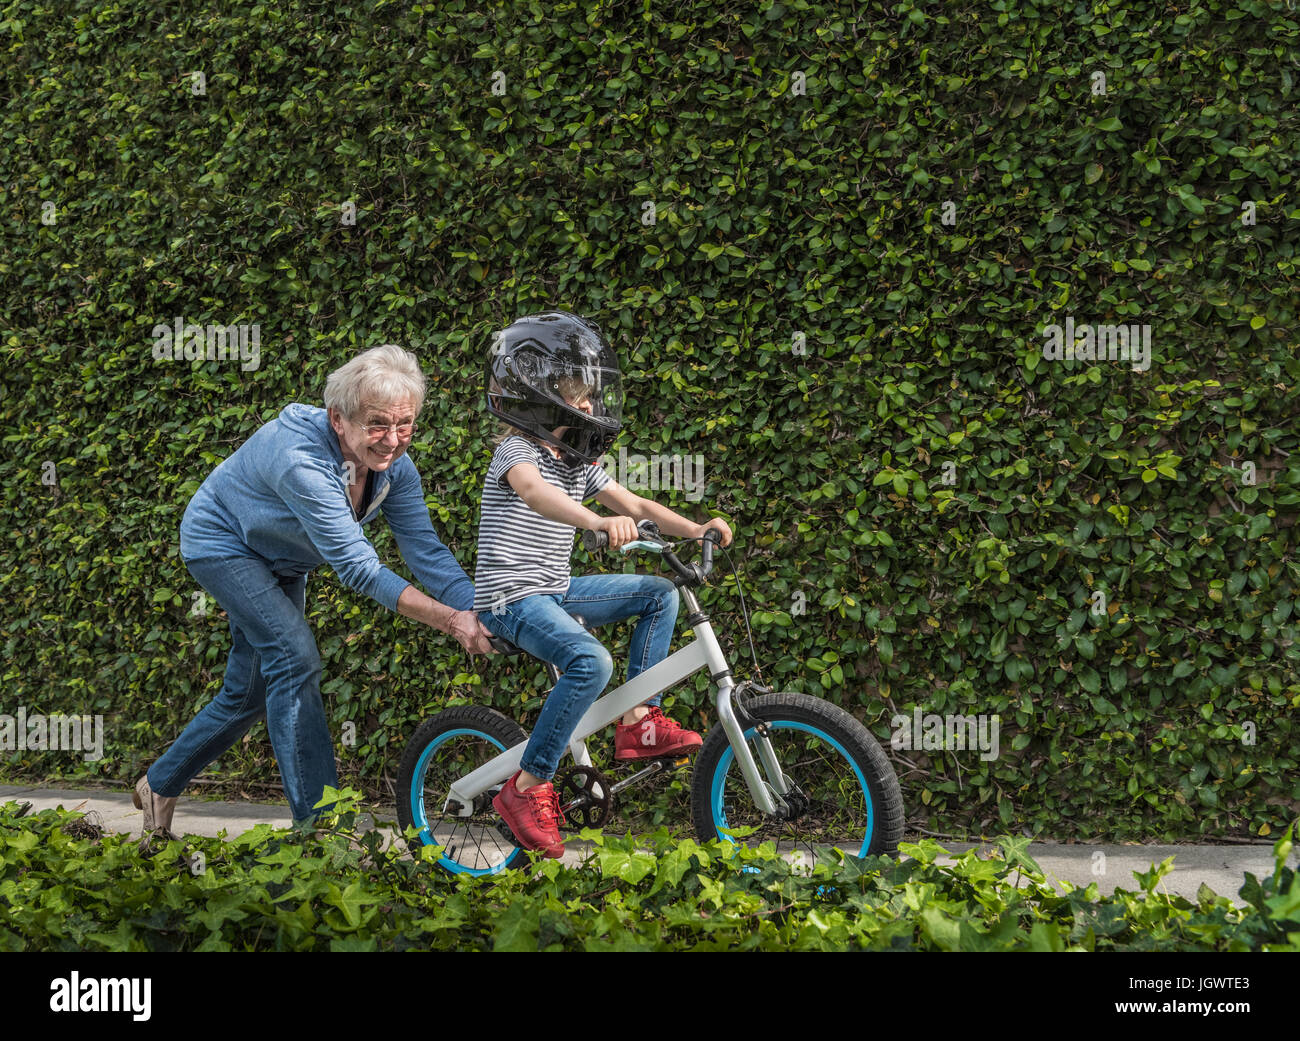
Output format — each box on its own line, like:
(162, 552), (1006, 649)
(485, 311), (623, 465)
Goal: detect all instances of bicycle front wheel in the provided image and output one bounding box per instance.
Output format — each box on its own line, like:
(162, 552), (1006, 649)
(396, 706), (527, 876)
(691, 692), (904, 864)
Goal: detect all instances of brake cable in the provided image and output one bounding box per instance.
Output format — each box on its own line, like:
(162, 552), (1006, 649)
(654, 534), (765, 686)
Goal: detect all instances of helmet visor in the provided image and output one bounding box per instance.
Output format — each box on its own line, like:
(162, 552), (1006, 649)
(554, 365), (623, 426)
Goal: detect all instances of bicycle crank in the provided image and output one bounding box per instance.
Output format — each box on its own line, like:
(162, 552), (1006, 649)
(555, 764), (614, 830)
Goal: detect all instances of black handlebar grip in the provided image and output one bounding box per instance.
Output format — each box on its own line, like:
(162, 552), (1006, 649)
(701, 528), (720, 568)
(583, 529), (609, 552)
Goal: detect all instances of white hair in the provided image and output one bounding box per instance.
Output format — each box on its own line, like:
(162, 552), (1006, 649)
(323, 343), (426, 419)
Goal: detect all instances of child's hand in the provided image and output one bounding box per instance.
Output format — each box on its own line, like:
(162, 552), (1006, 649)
(698, 518), (733, 547)
(597, 515), (639, 549)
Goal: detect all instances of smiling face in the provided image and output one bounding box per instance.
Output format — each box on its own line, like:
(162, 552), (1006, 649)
(328, 397), (418, 476)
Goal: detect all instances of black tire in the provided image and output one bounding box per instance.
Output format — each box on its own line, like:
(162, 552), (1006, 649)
(395, 706), (528, 875)
(690, 692), (904, 863)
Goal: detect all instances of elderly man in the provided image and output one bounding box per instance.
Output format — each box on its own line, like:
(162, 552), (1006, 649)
(134, 344), (493, 833)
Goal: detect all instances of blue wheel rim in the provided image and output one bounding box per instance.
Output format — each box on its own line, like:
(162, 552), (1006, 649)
(710, 720), (875, 859)
(411, 727), (521, 876)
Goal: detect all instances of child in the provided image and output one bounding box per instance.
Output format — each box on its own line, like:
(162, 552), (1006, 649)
(475, 311), (732, 858)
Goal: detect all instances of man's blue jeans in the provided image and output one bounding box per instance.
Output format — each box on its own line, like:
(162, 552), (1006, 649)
(147, 553), (338, 824)
(478, 574), (679, 781)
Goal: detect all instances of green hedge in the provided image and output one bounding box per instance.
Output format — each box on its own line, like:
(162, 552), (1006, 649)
(4, 795), (1299, 952)
(1, 0), (1298, 841)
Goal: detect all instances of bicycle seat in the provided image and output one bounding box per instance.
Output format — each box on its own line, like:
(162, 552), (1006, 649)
(488, 635), (526, 656)
(488, 615), (589, 657)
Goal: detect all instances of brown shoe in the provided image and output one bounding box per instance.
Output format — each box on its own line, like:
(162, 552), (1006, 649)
(132, 774), (178, 836)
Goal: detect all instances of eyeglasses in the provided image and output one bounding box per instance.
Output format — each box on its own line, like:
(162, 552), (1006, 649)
(354, 418), (417, 440)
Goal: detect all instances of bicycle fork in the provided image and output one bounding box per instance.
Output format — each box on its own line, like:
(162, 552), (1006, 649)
(714, 681), (792, 816)
(683, 586), (793, 818)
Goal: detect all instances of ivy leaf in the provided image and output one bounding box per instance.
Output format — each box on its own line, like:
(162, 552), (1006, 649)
(1089, 695), (1117, 715)
(1028, 922), (1065, 951)
(493, 900), (540, 952)
(326, 881), (380, 930)
(1176, 185), (1206, 215)
(597, 847), (656, 884)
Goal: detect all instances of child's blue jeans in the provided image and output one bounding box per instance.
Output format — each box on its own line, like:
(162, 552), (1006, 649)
(478, 574), (679, 781)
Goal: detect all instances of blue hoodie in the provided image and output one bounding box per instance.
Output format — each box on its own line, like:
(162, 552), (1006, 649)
(179, 403), (475, 612)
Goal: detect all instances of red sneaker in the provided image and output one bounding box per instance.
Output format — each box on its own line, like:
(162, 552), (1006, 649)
(492, 772), (566, 859)
(615, 706), (703, 761)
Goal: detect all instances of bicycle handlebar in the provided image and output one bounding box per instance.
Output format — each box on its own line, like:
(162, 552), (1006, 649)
(583, 522), (721, 586)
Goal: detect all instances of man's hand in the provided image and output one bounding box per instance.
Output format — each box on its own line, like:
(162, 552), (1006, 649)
(447, 610), (495, 655)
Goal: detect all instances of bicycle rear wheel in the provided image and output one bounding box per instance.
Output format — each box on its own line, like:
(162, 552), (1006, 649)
(690, 692), (904, 865)
(396, 706), (527, 876)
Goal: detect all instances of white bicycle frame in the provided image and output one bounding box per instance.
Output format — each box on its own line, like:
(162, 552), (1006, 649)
(445, 584), (792, 817)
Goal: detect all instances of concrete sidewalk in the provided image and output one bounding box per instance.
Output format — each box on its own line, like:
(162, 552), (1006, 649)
(1, 783), (1282, 905)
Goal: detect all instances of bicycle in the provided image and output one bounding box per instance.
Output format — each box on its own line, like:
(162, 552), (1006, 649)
(396, 521), (905, 875)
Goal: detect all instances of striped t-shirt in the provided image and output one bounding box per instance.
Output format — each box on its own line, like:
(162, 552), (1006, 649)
(472, 435), (611, 612)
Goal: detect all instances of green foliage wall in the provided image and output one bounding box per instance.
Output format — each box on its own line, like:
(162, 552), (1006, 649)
(2, 0), (1297, 841)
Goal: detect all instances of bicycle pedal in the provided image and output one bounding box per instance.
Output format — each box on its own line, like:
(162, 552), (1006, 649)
(617, 754), (691, 770)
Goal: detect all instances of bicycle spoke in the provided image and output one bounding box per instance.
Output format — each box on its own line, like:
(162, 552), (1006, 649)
(401, 717), (524, 875)
(716, 725), (874, 865)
